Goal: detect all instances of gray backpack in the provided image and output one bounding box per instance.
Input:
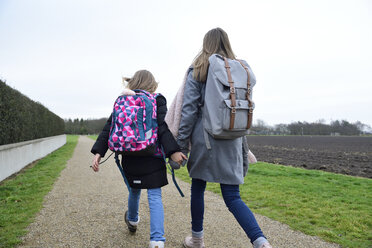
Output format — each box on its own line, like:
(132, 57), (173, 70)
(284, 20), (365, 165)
(202, 54), (256, 140)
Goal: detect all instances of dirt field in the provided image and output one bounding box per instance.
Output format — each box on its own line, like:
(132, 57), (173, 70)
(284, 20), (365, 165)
(247, 136), (372, 178)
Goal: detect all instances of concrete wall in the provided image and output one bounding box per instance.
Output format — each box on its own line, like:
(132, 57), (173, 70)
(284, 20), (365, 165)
(0, 134), (66, 182)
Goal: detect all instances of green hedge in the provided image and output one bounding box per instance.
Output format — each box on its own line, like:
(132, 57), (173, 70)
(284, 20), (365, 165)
(0, 80), (65, 145)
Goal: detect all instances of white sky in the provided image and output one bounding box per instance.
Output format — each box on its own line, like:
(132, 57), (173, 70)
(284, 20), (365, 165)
(0, 0), (371, 126)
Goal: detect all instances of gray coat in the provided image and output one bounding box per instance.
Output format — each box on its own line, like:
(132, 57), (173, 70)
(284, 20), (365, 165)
(177, 69), (249, 185)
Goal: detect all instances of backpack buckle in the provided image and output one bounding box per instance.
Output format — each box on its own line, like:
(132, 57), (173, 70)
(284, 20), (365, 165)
(230, 87), (235, 94)
(231, 107), (236, 114)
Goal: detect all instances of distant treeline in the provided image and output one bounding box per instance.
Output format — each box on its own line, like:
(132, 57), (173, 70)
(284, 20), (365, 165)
(250, 119), (372, 135)
(0, 80), (65, 145)
(65, 116), (371, 136)
(64, 118), (108, 135)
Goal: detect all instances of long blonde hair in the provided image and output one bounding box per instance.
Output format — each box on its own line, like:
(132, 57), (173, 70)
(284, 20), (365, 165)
(192, 27), (236, 83)
(122, 70), (158, 93)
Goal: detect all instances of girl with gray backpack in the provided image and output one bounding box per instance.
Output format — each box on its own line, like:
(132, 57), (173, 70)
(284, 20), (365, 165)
(175, 28), (272, 248)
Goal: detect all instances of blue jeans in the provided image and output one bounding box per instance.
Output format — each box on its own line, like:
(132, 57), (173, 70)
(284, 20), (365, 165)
(123, 173), (165, 242)
(191, 178), (265, 243)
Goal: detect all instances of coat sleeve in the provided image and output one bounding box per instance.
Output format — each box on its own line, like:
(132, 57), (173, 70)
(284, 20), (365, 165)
(156, 95), (181, 157)
(91, 114), (112, 157)
(177, 70), (203, 150)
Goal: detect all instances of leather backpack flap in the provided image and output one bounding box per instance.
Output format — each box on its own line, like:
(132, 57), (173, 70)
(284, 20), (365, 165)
(211, 55), (255, 130)
(203, 54), (256, 140)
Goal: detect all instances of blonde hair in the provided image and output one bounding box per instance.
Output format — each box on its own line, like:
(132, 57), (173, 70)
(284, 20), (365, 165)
(122, 70), (158, 93)
(192, 27), (236, 83)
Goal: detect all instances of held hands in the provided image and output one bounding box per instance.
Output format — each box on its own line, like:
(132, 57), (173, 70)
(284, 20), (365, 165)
(169, 151), (188, 170)
(92, 154), (101, 172)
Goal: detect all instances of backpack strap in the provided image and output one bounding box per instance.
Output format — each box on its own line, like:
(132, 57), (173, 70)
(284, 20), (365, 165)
(153, 93), (162, 99)
(114, 153), (133, 192)
(160, 145), (184, 197)
(133, 89), (150, 96)
(223, 57), (237, 130)
(237, 60), (254, 129)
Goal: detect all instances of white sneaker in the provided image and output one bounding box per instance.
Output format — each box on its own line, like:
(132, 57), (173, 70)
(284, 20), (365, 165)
(183, 236), (205, 248)
(149, 240), (165, 248)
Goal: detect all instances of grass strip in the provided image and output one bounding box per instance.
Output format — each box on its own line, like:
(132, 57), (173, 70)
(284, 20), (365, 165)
(174, 163), (371, 248)
(87, 135), (98, 140)
(0, 135), (79, 248)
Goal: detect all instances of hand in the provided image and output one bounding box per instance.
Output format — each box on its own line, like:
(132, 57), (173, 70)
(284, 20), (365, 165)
(92, 154), (101, 172)
(170, 152), (187, 165)
(169, 151), (188, 170)
(169, 159), (181, 170)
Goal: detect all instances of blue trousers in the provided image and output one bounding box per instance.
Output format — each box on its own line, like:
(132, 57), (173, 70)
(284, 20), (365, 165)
(123, 172), (165, 242)
(191, 178), (265, 243)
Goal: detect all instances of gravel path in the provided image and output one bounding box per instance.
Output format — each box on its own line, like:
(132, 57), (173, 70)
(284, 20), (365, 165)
(20, 136), (340, 248)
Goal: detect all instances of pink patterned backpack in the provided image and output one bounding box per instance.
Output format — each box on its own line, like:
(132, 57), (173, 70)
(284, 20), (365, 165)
(108, 89), (163, 157)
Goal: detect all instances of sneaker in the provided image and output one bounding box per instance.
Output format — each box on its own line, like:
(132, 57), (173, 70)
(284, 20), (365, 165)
(124, 210), (139, 233)
(149, 240), (165, 248)
(260, 243), (273, 248)
(183, 236), (205, 248)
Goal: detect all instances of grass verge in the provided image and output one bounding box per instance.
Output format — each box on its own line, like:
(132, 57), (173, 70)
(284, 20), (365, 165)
(87, 135), (98, 140)
(0, 135), (79, 248)
(175, 163), (371, 248)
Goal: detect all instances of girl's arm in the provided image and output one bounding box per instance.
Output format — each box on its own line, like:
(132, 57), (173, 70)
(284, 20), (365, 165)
(177, 70), (203, 150)
(91, 114), (112, 157)
(156, 95), (181, 157)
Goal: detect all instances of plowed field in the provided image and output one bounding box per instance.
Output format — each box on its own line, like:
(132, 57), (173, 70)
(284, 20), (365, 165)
(247, 136), (372, 178)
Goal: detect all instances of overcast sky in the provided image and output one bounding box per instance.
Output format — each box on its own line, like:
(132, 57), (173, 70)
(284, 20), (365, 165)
(0, 0), (371, 126)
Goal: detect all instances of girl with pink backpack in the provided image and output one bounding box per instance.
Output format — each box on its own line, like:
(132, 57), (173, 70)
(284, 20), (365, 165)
(91, 70), (186, 248)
